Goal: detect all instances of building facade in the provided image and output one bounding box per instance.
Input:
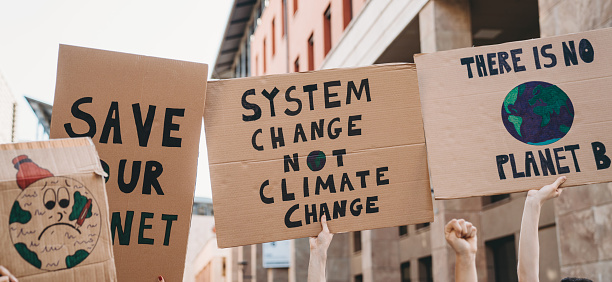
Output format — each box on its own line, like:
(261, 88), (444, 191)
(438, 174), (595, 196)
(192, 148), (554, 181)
(0, 71), (17, 143)
(209, 0), (612, 281)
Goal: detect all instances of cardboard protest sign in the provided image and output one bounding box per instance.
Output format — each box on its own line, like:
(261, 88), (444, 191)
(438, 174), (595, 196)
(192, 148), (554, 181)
(415, 28), (612, 199)
(49, 45), (207, 281)
(205, 64), (433, 248)
(0, 138), (117, 281)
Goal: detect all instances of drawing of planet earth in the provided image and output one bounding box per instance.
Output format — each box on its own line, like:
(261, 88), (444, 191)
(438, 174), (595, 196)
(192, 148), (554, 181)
(501, 81), (574, 145)
(9, 155), (101, 271)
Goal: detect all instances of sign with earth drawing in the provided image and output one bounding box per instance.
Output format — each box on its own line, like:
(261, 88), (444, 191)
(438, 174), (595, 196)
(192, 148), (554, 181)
(415, 27), (612, 199)
(0, 138), (117, 281)
(204, 64), (434, 248)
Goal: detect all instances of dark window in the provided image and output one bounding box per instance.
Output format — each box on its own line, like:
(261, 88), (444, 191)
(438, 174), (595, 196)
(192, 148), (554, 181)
(483, 194), (510, 206)
(354, 274), (363, 282)
(486, 235), (518, 282)
(272, 18), (276, 56)
(323, 5), (332, 56)
(399, 225), (408, 236)
(245, 27), (251, 76)
(294, 57), (300, 72)
(307, 33), (314, 71)
(401, 261), (411, 282)
(293, 0), (298, 14)
(353, 231), (361, 252)
(343, 0), (353, 29)
(418, 256), (433, 282)
(416, 222), (430, 230)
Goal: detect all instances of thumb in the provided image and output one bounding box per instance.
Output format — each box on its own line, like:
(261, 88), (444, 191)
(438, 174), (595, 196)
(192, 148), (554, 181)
(551, 176), (566, 189)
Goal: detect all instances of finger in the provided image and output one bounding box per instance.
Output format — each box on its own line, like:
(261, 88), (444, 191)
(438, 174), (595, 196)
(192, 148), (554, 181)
(444, 219), (457, 234)
(451, 219), (462, 237)
(551, 176), (566, 189)
(0, 276), (9, 282)
(158, 276), (165, 282)
(464, 222), (473, 237)
(458, 219), (467, 237)
(468, 226), (477, 239)
(321, 216), (330, 234)
(0, 266), (9, 277)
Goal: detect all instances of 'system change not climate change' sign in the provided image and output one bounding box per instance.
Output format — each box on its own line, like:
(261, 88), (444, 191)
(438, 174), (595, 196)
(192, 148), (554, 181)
(205, 64), (433, 248)
(50, 45), (207, 281)
(415, 28), (612, 199)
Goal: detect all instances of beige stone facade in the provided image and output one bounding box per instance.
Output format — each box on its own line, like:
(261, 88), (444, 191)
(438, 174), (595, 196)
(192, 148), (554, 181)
(0, 71), (17, 143)
(208, 0), (612, 281)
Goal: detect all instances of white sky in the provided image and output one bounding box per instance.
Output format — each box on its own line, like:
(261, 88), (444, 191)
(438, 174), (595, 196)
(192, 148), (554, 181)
(0, 0), (234, 199)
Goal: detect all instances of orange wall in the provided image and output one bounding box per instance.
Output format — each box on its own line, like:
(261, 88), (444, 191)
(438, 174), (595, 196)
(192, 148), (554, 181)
(250, 0), (366, 76)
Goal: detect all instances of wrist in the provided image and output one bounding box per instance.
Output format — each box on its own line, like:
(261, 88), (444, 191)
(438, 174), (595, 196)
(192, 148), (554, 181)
(525, 195), (544, 207)
(310, 249), (327, 260)
(456, 251), (476, 261)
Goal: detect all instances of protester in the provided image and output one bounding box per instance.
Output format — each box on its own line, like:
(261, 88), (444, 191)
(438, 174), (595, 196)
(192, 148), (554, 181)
(445, 219), (478, 282)
(308, 216), (334, 282)
(517, 176), (593, 282)
(0, 266), (17, 282)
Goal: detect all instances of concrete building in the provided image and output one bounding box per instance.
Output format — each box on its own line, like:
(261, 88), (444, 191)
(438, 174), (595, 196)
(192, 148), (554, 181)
(0, 71), (17, 143)
(210, 0), (612, 281)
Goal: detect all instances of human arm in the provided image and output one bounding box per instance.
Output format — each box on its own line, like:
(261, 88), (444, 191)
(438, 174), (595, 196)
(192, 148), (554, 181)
(0, 266), (18, 282)
(308, 217), (333, 282)
(518, 176), (565, 282)
(445, 219), (478, 282)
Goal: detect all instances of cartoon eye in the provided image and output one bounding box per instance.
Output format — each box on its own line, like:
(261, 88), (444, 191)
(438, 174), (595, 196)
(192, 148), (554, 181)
(43, 189), (56, 210)
(58, 187), (70, 208)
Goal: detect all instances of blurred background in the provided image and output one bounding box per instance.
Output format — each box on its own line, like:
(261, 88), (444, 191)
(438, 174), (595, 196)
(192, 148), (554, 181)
(1, 0), (611, 281)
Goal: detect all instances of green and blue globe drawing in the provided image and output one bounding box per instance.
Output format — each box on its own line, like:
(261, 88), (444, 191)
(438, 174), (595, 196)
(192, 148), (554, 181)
(501, 81), (574, 145)
(307, 150), (326, 171)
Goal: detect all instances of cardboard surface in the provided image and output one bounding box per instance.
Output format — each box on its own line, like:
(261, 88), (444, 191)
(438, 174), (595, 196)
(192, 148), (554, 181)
(0, 138), (117, 281)
(205, 64), (433, 248)
(415, 28), (612, 199)
(49, 45), (207, 281)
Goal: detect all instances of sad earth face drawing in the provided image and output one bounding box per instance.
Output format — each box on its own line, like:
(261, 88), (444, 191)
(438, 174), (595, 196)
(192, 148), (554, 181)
(8, 155), (101, 271)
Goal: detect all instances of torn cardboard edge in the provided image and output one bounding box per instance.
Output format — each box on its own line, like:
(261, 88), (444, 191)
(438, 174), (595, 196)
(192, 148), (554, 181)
(0, 138), (106, 182)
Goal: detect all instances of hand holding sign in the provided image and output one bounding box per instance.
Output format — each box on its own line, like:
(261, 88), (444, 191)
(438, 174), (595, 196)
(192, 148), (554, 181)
(308, 217), (333, 282)
(0, 266), (18, 282)
(526, 176), (565, 205)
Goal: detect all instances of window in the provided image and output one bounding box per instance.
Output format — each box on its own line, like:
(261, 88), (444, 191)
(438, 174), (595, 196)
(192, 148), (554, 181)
(353, 231), (361, 252)
(486, 235), (518, 282)
(323, 5), (332, 56)
(399, 225), (408, 236)
(307, 33), (314, 71)
(245, 27), (251, 76)
(483, 194), (510, 206)
(272, 18), (277, 56)
(418, 256), (433, 282)
(401, 261), (411, 282)
(416, 222), (430, 230)
(293, 0), (298, 14)
(354, 274), (363, 282)
(343, 0), (353, 29)
(263, 38), (267, 73)
(294, 57), (300, 72)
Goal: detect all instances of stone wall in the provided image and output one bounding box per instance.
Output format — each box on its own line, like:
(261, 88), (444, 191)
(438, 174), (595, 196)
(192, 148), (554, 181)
(538, 0), (612, 280)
